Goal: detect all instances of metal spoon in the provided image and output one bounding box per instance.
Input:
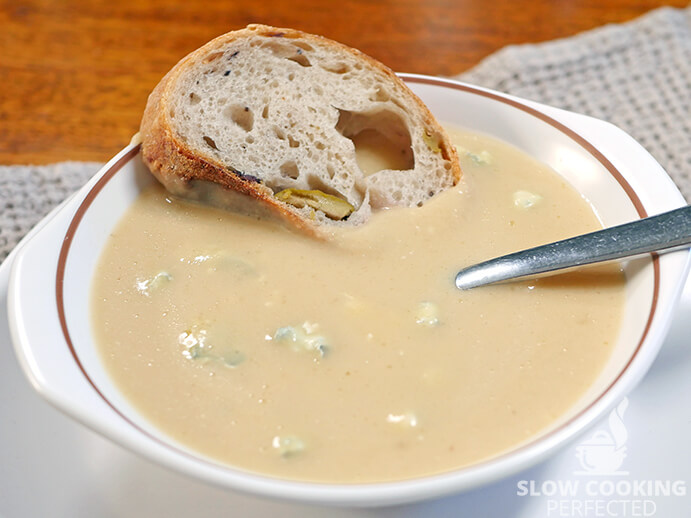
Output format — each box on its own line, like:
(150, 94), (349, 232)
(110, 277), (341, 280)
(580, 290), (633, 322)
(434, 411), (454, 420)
(455, 205), (691, 290)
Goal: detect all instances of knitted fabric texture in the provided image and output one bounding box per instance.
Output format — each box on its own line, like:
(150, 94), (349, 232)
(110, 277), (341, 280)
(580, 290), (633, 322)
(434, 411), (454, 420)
(1, 6), (690, 263)
(0, 162), (102, 262)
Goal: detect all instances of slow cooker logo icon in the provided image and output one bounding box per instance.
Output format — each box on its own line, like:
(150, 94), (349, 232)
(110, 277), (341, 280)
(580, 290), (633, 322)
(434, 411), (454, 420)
(574, 398), (629, 476)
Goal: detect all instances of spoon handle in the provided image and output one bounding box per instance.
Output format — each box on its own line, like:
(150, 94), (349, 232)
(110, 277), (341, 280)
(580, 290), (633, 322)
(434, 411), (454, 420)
(455, 205), (691, 290)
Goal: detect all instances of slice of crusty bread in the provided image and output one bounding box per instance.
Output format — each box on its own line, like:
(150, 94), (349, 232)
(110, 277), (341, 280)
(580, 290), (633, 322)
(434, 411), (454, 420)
(140, 24), (461, 234)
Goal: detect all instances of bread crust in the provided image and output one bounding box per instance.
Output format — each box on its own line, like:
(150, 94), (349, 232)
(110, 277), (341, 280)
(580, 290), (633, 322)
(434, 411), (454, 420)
(140, 24), (461, 234)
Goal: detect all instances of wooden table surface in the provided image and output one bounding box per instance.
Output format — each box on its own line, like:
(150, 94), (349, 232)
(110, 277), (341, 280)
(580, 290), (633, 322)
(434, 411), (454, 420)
(0, 0), (686, 165)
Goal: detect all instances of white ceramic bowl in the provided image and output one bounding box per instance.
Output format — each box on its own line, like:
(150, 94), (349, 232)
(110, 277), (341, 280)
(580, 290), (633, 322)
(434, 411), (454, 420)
(8, 75), (690, 507)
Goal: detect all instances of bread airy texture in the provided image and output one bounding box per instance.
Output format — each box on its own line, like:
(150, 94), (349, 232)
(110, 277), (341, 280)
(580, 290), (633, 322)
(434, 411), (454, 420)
(140, 24), (461, 234)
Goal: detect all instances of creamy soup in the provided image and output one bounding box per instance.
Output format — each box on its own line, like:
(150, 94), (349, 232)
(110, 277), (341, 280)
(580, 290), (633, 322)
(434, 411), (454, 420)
(91, 127), (625, 483)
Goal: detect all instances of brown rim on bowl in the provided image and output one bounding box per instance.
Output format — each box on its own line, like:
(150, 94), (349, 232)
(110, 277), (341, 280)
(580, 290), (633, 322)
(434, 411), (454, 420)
(54, 77), (660, 490)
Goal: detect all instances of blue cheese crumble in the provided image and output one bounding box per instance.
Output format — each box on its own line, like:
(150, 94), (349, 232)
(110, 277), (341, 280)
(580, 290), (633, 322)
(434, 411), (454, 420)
(135, 271), (172, 296)
(179, 325), (245, 367)
(271, 321), (329, 357)
(415, 302), (440, 327)
(272, 435), (306, 457)
(513, 190), (543, 209)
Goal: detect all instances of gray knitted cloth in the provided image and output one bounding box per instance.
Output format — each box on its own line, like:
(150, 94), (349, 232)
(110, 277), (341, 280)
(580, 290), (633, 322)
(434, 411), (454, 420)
(1, 6), (690, 263)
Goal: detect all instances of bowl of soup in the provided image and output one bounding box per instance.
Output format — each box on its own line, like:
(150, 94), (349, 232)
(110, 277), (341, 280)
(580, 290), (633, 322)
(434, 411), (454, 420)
(8, 75), (690, 506)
